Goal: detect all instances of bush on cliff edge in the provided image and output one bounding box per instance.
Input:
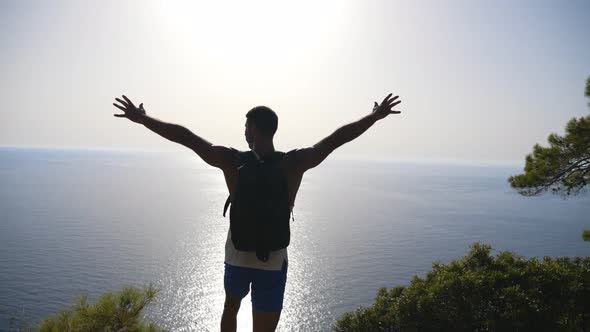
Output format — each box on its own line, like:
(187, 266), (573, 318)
(334, 243), (590, 332)
(38, 284), (161, 332)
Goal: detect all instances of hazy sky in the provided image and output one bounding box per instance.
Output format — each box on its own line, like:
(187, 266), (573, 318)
(1, 0), (589, 162)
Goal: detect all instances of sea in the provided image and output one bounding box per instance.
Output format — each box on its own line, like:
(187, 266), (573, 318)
(1, 147), (589, 331)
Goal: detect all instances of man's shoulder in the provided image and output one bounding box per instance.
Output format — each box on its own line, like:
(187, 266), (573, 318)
(281, 148), (302, 159)
(213, 147), (245, 171)
(228, 147), (246, 154)
(278, 149), (305, 174)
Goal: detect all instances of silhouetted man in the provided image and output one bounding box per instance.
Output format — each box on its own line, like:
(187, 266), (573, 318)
(113, 93), (401, 332)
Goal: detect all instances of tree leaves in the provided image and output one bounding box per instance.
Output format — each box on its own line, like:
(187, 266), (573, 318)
(38, 284), (161, 332)
(334, 243), (590, 332)
(509, 77), (590, 197)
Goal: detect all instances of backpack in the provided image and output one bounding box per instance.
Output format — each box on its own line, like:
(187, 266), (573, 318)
(222, 150), (291, 262)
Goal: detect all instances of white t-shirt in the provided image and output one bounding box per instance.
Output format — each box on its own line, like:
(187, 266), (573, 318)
(224, 229), (288, 271)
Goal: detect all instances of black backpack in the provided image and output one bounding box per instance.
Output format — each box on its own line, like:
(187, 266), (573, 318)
(223, 150), (291, 262)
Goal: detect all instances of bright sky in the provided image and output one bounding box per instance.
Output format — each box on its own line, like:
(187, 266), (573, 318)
(1, 0), (589, 162)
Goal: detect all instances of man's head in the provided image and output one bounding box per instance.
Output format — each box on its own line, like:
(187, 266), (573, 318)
(245, 106), (278, 147)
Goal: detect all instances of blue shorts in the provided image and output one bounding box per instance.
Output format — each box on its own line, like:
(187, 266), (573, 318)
(224, 260), (288, 312)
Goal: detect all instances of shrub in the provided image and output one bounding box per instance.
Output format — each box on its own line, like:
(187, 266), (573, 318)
(38, 284), (161, 332)
(334, 243), (590, 332)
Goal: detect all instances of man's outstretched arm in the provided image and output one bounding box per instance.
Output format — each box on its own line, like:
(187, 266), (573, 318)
(293, 93), (401, 172)
(112, 95), (235, 169)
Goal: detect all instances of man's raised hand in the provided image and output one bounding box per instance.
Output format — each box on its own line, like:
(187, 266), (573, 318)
(113, 95), (147, 124)
(371, 93), (401, 121)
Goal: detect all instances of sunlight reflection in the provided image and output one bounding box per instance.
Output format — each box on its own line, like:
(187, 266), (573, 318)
(144, 169), (229, 331)
(144, 169), (336, 331)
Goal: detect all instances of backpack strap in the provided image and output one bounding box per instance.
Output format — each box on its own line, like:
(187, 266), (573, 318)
(223, 195), (231, 217)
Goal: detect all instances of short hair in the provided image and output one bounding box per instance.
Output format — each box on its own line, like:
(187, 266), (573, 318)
(246, 106), (278, 136)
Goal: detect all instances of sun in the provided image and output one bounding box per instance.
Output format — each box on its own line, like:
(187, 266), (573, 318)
(153, 0), (352, 67)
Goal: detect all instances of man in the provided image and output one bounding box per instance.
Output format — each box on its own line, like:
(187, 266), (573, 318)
(112, 93), (402, 331)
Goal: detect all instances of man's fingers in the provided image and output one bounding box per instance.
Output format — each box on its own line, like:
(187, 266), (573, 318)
(389, 110), (402, 114)
(387, 95), (400, 105)
(389, 100), (401, 108)
(122, 95), (136, 108)
(385, 97), (400, 108)
(113, 103), (127, 112)
(139, 103), (144, 110)
(381, 93), (393, 105)
(113, 114), (127, 117)
(115, 98), (128, 108)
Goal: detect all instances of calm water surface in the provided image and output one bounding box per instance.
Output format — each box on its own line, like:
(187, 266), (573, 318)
(1, 148), (589, 331)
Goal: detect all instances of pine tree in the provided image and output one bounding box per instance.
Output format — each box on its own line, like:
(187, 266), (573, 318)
(509, 77), (590, 242)
(509, 77), (590, 196)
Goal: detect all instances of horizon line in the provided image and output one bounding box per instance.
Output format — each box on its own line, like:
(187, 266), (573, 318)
(0, 144), (524, 167)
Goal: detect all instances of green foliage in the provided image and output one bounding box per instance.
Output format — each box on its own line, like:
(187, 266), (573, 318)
(508, 77), (590, 196)
(38, 284), (161, 332)
(334, 243), (590, 332)
(583, 229), (590, 242)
